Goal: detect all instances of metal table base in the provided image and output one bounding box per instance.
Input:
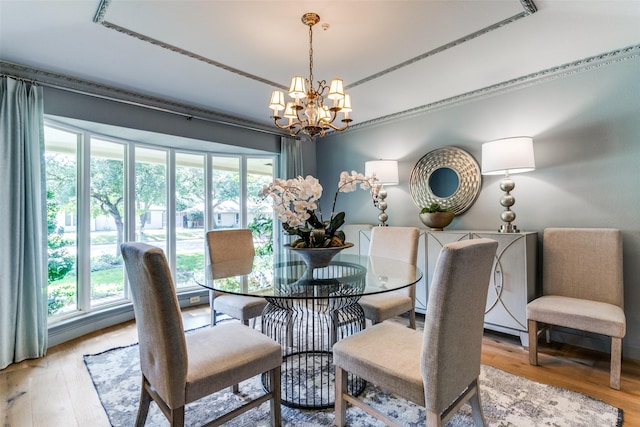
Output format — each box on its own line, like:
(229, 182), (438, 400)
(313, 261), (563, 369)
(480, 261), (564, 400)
(261, 263), (367, 409)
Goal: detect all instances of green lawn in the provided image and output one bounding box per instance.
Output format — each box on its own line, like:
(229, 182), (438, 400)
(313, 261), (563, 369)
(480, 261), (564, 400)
(59, 229), (203, 245)
(48, 252), (205, 315)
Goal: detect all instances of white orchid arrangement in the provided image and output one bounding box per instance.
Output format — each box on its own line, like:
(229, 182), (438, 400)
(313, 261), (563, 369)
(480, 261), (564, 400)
(259, 171), (378, 248)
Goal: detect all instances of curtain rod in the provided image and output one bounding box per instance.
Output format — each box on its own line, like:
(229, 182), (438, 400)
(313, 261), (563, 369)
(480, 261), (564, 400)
(0, 73), (41, 85)
(1, 65), (286, 138)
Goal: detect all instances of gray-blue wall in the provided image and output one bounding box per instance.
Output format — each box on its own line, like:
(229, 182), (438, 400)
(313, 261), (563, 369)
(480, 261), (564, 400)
(316, 55), (640, 358)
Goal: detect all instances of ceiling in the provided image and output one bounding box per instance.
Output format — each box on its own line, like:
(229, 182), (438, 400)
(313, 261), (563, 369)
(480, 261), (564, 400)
(1, 1), (640, 138)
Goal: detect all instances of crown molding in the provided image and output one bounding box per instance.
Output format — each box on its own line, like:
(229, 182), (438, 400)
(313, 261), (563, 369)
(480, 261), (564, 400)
(333, 43), (640, 137)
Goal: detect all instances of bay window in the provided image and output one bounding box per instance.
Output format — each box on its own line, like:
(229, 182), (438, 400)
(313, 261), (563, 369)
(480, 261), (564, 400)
(45, 120), (276, 321)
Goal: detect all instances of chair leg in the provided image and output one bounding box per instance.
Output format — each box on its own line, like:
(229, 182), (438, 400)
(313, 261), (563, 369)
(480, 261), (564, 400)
(209, 290), (217, 326)
(426, 411), (442, 427)
(528, 319), (539, 366)
(610, 337), (622, 390)
(135, 376), (152, 427)
(168, 406), (185, 427)
(334, 366), (348, 427)
(409, 308), (416, 330)
(469, 386), (487, 427)
(270, 366), (281, 426)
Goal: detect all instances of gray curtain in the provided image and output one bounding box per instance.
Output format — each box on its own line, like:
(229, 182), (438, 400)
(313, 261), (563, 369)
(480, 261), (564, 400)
(0, 76), (48, 369)
(279, 136), (304, 179)
(277, 136), (304, 250)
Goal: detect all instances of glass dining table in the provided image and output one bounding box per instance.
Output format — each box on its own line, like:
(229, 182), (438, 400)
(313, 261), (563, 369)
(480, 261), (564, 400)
(201, 249), (423, 409)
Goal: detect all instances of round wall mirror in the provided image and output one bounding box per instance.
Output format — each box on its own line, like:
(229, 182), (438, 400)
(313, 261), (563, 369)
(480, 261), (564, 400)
(429, 167), (460, 198)
(409, 146), (481, 215)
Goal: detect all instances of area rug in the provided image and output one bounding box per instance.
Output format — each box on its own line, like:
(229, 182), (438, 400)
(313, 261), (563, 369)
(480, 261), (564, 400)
(84, 343), (622, 427)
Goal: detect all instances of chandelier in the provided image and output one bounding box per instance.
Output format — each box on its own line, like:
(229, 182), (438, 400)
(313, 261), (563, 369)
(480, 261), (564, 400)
(268, 13), (352, 141)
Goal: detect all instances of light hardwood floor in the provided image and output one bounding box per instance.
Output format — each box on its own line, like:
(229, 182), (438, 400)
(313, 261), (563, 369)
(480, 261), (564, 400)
(2, 306), (640, 426)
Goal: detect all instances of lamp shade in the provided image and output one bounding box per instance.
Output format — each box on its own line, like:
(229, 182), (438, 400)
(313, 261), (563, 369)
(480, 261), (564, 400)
(481, 137), (535, 175)
(288, 76), (307, 99)
(339, 94), (352, 112)
(365, 160), (399, 185)
(328, 78), (345, 100)
(283, 102), (297, 119)
(269, 91), (285, 111)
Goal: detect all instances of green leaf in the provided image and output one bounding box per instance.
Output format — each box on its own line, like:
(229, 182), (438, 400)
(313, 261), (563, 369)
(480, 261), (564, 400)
(306, 210), (324, 229)
(328, 211), (346, 236)
(420, 203), (454, 214)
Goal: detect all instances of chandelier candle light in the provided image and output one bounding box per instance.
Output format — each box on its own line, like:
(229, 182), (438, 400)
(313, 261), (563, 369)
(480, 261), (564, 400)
(269, 13), (352, 141)
(481, 137), (536, 233)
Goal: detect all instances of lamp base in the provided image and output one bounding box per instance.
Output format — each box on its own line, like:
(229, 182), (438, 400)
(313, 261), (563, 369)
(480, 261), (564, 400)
(498, 224), (520, 233)
(497, 175), (519, 233)
(372, 185), (389, 226)
(376, 197), (389, 227)
(377, 212), (389, 227)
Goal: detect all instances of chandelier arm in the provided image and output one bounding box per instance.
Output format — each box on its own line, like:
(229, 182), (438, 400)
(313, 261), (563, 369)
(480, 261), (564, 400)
(323, 121), (350, 132)
(294, 107), (305, 124)
(272, 117), (302, 131)
(298, 117), (310, 128)
(293, 107), (311, 129)
(321, 109), (340, 128)
(316, 80), (328, 92)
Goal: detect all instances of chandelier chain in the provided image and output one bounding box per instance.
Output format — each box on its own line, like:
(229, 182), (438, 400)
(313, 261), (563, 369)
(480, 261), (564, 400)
(308, 23), (314, 87)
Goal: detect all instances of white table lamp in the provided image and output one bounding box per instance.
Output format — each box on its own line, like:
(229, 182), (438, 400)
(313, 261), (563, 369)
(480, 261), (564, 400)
(481, 137), (535, 233)
(365, 160), (399, 226)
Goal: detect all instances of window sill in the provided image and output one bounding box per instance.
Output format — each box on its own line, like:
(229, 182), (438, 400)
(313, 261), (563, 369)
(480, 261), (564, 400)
(47, 289), (209, 348)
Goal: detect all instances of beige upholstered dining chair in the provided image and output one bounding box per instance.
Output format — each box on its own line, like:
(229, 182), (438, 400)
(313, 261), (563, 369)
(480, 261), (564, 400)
(357, 226), (420, 328)
(206, 229), (268, 326)
(333, 238), (498, 427)
(120, 242), (282, 427)
(527, 228), (626, 389)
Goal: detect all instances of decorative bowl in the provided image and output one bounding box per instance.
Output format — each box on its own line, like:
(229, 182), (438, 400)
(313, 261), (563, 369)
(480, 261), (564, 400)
(284, 242), (354, 270)
(419, 212), (455, 231)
